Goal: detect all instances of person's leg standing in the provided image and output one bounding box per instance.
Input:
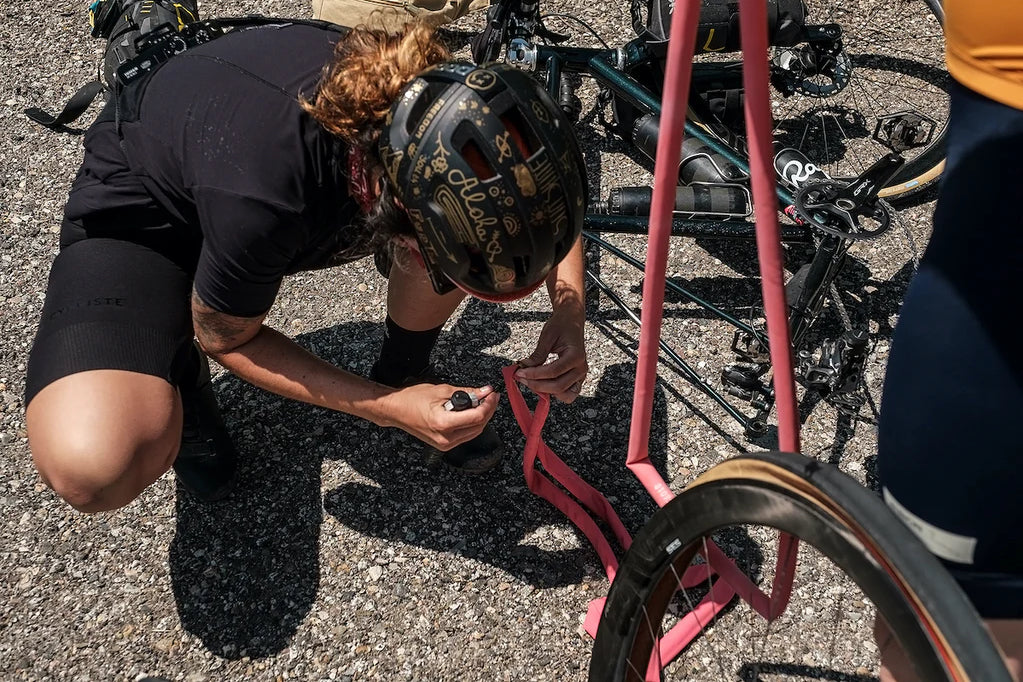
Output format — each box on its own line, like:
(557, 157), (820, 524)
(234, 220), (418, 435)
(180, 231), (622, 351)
(877, 81), (1023, 680)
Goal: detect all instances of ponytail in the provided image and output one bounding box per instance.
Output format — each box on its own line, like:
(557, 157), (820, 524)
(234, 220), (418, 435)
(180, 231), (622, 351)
(302, 22), (450, 262)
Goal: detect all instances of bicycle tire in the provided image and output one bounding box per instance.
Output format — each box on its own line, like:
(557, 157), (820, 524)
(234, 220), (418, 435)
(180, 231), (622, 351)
(589, 451), (1011, 681)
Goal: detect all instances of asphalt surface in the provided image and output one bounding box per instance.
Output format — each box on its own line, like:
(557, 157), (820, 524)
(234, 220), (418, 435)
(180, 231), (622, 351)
(1, 0), (944, 680)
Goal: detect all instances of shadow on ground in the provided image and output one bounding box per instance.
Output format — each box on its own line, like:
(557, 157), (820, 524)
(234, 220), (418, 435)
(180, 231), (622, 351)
(167, 298), (667, 659)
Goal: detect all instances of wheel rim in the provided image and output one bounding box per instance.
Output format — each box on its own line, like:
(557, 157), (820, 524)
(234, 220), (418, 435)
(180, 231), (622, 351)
(615, 493), (961, 682)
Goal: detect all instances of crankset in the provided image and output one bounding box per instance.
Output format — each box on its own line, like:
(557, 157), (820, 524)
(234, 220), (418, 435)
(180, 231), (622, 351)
(788, 153), (904, 240)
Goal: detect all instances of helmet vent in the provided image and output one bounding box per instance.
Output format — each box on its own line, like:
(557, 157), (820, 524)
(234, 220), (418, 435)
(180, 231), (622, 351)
(406, 90), (437, 135)
(461, 139), (496, 180)
(502, 110), (540, 157)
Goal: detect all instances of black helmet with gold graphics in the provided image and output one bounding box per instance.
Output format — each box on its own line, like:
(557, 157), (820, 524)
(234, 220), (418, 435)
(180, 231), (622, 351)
(378, 61), (587, 302)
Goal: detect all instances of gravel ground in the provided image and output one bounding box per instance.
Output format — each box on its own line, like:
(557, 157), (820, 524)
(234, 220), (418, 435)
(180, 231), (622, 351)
(1, 0), (942, 680)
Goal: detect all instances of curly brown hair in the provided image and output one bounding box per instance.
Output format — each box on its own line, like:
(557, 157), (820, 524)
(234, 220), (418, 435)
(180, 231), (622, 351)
(302, 22), (451, 146)
(302, 22), (450, 261)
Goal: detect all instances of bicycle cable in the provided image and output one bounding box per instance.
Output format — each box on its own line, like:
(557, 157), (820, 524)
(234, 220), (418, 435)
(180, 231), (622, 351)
(540, 13), (610, 48)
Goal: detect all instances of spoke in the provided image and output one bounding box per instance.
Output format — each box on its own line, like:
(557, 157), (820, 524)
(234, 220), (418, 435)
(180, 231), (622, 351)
(625, 651), (645, 681)
(635, 603), (660, 680)
(848, 71), (946, 100)
(818, 110), (832, 170)
(798, 118), (811, 151)
(841, 77), (874, 176)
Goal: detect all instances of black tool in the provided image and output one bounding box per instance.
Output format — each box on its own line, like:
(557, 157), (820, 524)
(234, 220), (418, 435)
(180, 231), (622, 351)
(444, 390), (480, 412)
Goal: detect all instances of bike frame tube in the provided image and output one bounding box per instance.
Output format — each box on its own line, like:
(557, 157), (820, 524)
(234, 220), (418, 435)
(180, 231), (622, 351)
(541, 45), (797, 208)
(534, 11), (846, 438)
(585, 232), (766, 342)
(788, 235), (851, 343)
(533, 41), (834, 435)
(585, 265), (757, 429)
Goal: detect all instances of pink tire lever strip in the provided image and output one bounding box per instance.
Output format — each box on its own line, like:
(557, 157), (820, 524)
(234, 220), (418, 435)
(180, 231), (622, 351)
(502, 367), (737, 673)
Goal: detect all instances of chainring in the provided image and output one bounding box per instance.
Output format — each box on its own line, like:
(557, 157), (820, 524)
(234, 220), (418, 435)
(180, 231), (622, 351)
(791, 180), (893, 240)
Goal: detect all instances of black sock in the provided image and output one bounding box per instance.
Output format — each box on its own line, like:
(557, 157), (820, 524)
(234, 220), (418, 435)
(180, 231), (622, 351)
(371, 315), (443, 387)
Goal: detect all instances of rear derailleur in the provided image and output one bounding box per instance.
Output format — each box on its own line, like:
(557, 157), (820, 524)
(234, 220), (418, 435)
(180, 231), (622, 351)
(721, 328), (872, 435)
(797, 329), (872, 416)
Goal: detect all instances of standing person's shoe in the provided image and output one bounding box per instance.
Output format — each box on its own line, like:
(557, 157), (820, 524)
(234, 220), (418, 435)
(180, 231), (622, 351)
(174, 346), (238, 501)
(370, 363), (504, 474)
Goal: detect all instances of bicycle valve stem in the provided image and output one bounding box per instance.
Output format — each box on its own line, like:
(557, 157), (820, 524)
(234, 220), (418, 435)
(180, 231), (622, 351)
(443, 390), (480, 412)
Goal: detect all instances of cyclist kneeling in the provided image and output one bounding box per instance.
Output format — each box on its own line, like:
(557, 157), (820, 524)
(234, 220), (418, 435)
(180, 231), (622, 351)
(25, 15), (589, 511)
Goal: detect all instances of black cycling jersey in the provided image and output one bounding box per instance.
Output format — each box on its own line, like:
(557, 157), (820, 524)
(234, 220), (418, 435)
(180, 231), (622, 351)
(63, 22), (358, 317)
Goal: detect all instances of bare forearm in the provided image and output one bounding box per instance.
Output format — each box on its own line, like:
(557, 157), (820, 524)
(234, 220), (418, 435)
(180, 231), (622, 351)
(190, 289), (499, 450)
(546, 235), (585, 317)
(201, 325), (397, 427)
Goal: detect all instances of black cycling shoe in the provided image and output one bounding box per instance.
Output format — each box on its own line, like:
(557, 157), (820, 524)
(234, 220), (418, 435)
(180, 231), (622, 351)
(370, 362), (504, 474)
(174, 347), (238, 501)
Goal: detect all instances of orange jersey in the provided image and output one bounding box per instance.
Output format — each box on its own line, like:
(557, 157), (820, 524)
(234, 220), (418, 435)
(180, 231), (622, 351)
(945, 0), (1023, 109)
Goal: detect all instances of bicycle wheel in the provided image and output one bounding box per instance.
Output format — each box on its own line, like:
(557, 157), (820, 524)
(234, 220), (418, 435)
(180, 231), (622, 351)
(692, 0), (948, 201)
(589, 451), (1011, 681)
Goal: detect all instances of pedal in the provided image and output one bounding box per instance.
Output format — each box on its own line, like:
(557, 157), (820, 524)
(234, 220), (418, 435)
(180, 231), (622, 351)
(730, 330), (770, 364)
(722, 363), (764, 391)
(874, 111), (936, 152)
(721, 363), (772, 410)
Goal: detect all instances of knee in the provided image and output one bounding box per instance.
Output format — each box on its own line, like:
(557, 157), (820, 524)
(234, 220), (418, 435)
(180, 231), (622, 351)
(29, 431), (169, 514)
(37, 469), (116, 514)
(25, 371), (181, 512)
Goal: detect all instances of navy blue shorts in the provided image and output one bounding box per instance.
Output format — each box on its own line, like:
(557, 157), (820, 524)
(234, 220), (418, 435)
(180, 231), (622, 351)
(878, 81), (1023, 618)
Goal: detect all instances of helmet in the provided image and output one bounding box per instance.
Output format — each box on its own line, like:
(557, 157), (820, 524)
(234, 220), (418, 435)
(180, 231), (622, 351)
(379, 61), (588, 301)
